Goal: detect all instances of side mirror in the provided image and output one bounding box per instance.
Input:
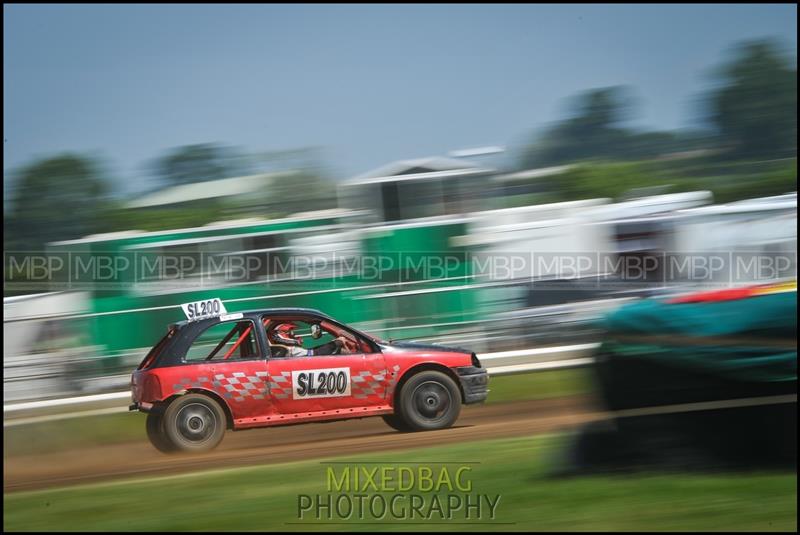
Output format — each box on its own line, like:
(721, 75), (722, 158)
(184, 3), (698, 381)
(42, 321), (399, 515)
(310, 323), (322, 339)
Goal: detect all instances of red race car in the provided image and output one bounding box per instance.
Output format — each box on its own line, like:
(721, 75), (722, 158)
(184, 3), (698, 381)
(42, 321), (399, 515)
(130, 300), (489, 452)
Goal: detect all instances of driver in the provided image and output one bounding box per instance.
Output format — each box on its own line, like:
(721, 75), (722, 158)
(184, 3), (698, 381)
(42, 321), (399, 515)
(268, 322), (350, 358)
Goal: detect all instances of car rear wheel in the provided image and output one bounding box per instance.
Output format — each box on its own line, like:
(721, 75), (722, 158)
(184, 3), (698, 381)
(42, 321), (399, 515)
(396, 371), (462, 431)
(162, 394), (226, 453)
(146, 411), (176, 453)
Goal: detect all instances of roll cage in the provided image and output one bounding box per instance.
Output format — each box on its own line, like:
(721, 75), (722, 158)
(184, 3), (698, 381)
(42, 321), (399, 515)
(138, 308), (383, 370)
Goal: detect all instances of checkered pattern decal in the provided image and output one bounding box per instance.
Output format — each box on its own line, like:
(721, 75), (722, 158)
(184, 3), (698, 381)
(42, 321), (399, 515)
(267, 371), (294, 400)
(385, 365), (402, 399)
(351, 370), (385, 399)
(174, 364), (401, 404)
(173, 371), (270, 403)
(214, 372), (271, 403)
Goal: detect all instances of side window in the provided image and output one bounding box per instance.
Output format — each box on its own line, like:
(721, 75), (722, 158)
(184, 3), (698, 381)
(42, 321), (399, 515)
(262, 316), (342, 357)
(300, 322), (335, 348)
(356, 334), (376, 354)
(184, 320), (261, 362)
(343, 330), (376, 354)
(262, 316), (312, 354)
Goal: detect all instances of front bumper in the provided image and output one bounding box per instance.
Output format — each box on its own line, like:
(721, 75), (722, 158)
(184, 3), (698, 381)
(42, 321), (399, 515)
(455, 366), (489, 404)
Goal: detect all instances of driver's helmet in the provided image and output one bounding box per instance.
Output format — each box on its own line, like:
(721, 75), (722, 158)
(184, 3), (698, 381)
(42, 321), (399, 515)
(270, 322), (302, 347)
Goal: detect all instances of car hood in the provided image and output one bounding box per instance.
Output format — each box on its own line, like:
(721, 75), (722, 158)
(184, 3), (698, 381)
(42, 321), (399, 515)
(381, 340), (473, 355)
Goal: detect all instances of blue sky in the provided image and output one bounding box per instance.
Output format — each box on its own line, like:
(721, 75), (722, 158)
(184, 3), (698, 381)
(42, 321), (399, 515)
(3, 4), (797, 193)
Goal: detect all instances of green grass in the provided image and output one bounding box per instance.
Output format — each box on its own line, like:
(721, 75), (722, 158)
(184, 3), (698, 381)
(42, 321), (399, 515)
(5, 369), (593, 457)
(485, 368), (593, 404)
(4, 433), (796, 531)
(4, 412), (147, 457)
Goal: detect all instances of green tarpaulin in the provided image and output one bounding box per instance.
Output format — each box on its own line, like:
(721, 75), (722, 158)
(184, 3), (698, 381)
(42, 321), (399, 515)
(597, 291), (797, 383)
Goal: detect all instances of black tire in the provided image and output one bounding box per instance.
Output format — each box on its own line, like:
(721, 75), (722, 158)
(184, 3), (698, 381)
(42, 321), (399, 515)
(396, 371), (462, 431)
(162, 394), (227, 453)
(382, 413), (413, 432)
(146, 411), (177, 453)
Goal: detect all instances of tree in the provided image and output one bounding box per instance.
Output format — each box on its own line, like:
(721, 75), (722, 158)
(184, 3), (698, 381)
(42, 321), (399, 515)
(5, 154), (111, 251)
(709, 39), (797, 159)
(571, 87), (631, 134)
(152, 143), (249, 186)
(261, 170), (338, 218)
(246, 146), (339, 217)
(520, 86), (638, 168)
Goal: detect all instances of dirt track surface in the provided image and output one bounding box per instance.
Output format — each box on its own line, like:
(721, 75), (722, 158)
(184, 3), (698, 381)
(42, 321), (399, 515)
(4, 397), (603, 493)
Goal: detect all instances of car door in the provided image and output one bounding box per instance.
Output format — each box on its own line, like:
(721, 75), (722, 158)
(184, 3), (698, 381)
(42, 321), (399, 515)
(266, 326), (388, 415)
(181, 317), (272, 420)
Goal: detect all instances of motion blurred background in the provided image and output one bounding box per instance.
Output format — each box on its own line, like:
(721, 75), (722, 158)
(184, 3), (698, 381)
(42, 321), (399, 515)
(3, 3), (796, 401)
(2, 4), (797, 531)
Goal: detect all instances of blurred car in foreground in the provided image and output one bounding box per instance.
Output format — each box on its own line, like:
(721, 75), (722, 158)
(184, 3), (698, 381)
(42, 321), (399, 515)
(130, 299), (488, 452)
(568, 279), (797, 473)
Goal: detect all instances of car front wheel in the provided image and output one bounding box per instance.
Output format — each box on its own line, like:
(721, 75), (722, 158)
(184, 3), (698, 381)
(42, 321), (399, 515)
(161, 394), (227, 453)
(382, 414), (412, 432)
(395, 370), (462, 431)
